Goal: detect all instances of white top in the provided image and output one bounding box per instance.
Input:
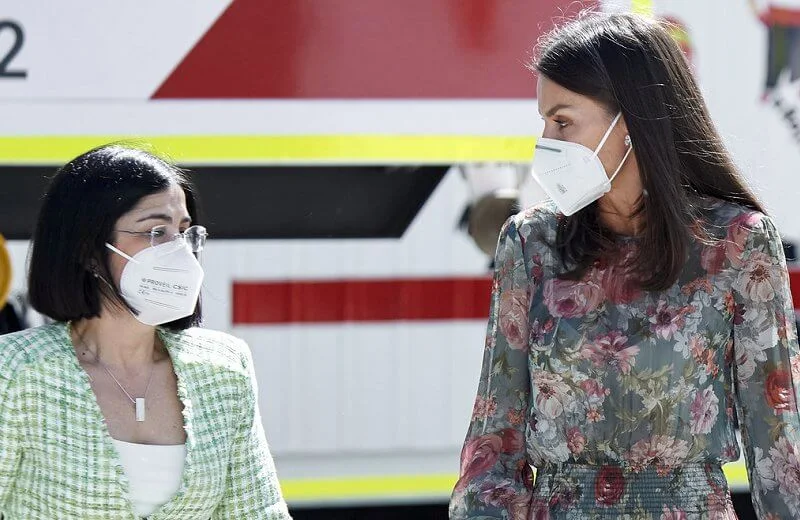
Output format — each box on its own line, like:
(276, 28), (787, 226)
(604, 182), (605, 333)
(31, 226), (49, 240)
(112, 439), (187, 518)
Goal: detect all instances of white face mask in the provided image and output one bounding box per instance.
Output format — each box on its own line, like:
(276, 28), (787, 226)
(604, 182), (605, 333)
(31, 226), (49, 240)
(105, 241), (204, 326)
(531, 112), (633, 216)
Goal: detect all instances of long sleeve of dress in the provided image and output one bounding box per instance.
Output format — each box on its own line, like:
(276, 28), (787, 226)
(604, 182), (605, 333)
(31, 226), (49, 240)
(0, 368), (21, 513)
(449, 216), (534, 519)
(731, 214), (800, 518)
(212, 340), (292, 520)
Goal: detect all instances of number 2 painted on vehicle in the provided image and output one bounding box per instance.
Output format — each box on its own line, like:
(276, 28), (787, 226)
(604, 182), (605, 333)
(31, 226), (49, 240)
(0, 20), (27, 79)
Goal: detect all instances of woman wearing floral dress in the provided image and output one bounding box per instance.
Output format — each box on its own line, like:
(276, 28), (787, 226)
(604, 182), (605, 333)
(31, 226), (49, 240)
(450, 12), (800, 520)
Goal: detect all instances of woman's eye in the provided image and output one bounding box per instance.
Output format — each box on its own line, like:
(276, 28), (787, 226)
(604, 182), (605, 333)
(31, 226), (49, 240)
(555, 120), (568, 128)
(151, 228), (167, 238)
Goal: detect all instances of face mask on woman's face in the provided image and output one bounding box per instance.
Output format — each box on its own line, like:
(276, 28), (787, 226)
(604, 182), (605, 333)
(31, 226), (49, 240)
(105, 241), (204, 326)
(531, 112), (633, 216)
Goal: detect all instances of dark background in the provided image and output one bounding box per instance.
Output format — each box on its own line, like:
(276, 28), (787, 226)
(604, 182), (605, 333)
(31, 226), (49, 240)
(290, 495), (757, 519)
(0, 166), (447, 240)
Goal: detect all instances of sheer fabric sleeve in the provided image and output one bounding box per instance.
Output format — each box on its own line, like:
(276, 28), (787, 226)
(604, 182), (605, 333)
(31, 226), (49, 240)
(449, 216), (533, 519)
(731, 214), (800, 518)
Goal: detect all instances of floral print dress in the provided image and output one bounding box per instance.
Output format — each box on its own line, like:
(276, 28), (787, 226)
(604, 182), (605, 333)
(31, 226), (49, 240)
(449, 199), (800, 519)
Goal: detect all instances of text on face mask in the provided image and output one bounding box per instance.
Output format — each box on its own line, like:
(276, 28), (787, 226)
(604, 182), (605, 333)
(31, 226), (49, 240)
(142, 278), (189, 292)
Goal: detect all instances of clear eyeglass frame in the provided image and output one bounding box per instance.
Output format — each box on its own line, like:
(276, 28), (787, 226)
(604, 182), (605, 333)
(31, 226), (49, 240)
(115, 224), (208, 253)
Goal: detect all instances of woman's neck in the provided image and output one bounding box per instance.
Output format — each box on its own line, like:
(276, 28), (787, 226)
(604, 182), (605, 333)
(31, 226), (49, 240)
(597, 157), (646, 236)
(70, 310), (163, 369)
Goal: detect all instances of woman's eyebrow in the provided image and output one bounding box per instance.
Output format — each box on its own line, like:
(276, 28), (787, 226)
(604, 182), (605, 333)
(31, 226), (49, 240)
(136, 213), (172, 223)
(544, 103), (573, 117)
(135, 213), (192, 224)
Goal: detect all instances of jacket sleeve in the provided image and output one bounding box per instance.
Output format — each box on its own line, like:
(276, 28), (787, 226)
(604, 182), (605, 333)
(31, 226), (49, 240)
(0, 363), (22, 512)
(449, 216), (533, 519)
(731, 214), (800, 519)
(212, 340), (292, 520)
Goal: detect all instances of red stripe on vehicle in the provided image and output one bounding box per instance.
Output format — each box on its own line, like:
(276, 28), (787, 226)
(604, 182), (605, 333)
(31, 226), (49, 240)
(233, 269), (800, 325)
(790, 269), (800, 310)
(232, 278), (493, 324)
(762, 7), (800, 26)
(153, 0), (596, 99)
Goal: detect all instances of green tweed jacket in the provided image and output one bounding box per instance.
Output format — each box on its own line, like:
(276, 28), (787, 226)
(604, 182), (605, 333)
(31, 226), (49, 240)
(0, 322), (291, 519)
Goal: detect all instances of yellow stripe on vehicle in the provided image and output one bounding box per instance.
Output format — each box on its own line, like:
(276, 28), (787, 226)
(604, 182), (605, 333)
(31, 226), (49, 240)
(279, 461), (750, 503)
(280, 473), (458, 502)
(631, 0), (654, 17)
(0, 135), (537, 165)
(723, 461), (750, 492)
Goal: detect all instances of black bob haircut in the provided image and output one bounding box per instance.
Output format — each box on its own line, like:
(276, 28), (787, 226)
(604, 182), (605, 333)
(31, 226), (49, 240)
(28, 144), (202, 330)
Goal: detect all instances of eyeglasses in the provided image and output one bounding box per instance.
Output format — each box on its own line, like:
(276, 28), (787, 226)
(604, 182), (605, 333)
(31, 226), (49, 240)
(115, 225), (208, 253)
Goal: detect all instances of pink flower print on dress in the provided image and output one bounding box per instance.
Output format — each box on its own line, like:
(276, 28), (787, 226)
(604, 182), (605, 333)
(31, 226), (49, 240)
(580, 331), (640, 374)
(726, 212), (763, 267)
(735, 250), (780, 303)
(722, 444), (739, 460)
(566, 427), (587, 455)
(530, 254), (545, 285)
(454, 434), (503, 491)
(681, 278), (713, 297)
(765, 368), (797, 414)
(705, 490), (732, 520)
(586, 406), (603, 423)
(477, 479), (517, 509)
(506, 408), (525, 426)
(778, 311), (796, 344)
(648, 300), (691, 340)
(594, 465), (625, 506)
(543, 278), (604, 318)
(528, 498), (551, 520)
(529, 317), (555, 349)
(689, 387), (720, 435)
(498, 288), (530, 350)
(720, 291), (745, 326)
(700, 242), (726, 275)
(579, 378), (610, 400)
(691, 336), (720, 378)
(471, 395), (497, 422)
(595, 258), (642, 304)
(498, 428), (524, 453)
(791, 355), (800, 382)
(626, 435), (691, 475)
(532, 370), (573, 419)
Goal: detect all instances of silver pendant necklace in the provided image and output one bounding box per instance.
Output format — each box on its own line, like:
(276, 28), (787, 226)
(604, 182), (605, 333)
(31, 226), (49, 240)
(95, 358), (156, 422)
(71, 323), (157, 422)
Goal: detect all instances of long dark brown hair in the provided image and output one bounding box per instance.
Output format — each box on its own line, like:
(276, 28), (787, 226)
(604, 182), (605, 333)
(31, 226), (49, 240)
(534, 12), (764, 290)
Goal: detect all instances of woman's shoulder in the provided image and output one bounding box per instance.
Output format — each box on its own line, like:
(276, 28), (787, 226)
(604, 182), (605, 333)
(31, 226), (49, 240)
(511, 199), (559, 241)
(699, 196), (767, 229)
(0, 322), (71, 381)
(160, 326), (253, 378)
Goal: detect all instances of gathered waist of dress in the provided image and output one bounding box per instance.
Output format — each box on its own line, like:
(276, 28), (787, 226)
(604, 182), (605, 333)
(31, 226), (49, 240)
(532, 461), (735, 517)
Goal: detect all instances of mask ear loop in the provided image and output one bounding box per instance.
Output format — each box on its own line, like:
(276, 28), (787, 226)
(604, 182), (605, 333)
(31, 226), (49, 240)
(105, 243), (140, 264)
(592, 112), (623, 156)
(608, 143), (634, 183)
(102, 243), (146, 319)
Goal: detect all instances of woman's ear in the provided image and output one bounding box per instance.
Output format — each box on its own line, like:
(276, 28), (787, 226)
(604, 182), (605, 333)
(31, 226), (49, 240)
(86, 258), (100, 278)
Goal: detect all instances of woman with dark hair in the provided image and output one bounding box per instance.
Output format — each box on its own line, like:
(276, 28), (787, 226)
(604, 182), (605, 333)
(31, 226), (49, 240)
(0, 145), (291, 519)
(450, 11), (800, 519)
